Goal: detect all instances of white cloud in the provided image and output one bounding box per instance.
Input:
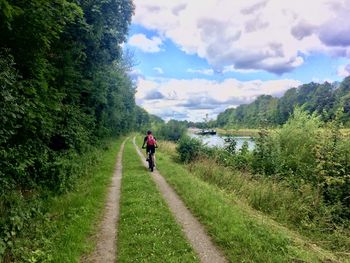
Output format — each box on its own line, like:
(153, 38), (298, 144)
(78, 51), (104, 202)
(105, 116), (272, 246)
(187, 68), (214, 76)
(222, 65), (260, 74)
(153, 67), (164, 74)
(136, 76), (300, 121)
(133, 0), (350, 74)
(128, 33), (163, 53)
(337, 64), (350, 78)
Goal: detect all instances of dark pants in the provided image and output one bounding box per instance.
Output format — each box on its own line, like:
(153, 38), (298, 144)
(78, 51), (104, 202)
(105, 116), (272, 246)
(146, 145), (156, 154)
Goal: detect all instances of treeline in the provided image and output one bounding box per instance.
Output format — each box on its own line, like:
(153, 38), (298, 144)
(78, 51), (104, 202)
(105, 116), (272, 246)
(217, 77), (350, 128)
(0, 0), (141, 193)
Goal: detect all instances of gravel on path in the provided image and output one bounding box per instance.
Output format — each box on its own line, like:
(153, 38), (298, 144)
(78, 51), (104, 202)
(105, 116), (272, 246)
(133, 137), (227, 263)
(83, 139), (127, 263)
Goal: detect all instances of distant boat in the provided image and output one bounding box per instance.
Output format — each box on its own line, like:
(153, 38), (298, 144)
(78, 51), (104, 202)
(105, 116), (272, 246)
(196, 129), (217, 135)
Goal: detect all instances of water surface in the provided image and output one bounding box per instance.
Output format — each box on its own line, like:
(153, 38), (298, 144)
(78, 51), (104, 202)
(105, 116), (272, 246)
(189, 133), (255, 150)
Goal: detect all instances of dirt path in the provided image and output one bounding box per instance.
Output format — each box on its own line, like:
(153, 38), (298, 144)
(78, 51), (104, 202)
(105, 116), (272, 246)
(83, 139), (127, 263)
(133, 138), (227, 263)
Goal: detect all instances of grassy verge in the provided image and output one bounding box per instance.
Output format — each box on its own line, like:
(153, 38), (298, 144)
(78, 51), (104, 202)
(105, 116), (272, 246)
(4, 137), (124, 262)
(187, 159), (350, 256)
(46, 138), (125, 262)
(117, 139), (198, 263)
(135, 136), (342, 262)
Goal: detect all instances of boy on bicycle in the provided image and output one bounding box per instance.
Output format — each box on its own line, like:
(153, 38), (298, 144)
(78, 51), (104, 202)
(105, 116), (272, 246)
(142, 130), (157, 170)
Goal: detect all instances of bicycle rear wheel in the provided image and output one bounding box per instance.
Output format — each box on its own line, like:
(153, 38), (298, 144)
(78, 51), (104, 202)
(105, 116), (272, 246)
(148, 153), (154, 171)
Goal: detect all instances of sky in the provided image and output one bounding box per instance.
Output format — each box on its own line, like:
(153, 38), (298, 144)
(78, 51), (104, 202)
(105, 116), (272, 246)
(125, 0), (350, 122)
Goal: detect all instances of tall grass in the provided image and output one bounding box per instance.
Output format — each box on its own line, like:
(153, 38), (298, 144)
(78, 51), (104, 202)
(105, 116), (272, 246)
(1, 138), (124, 262)
(148, 129), (350, 259)
(187, 158), (350, 253)
(159, 135), (350, 258)
(151, 141), (340, 262)
(188, 158), (317, 222)
(157, 140), (177, 156)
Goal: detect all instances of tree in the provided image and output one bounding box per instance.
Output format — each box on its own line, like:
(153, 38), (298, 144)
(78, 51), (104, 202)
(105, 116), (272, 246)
(0, 0), (136, 191)
(216, 77), (350, 128)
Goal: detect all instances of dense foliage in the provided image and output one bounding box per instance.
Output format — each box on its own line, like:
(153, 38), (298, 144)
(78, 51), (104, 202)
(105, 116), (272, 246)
(0, 0), (148, 260)
(252, 110), (350, 220)
(217, 78), (350, 128)
(0, 0), (136, 191)
(178, 109), (350, 222)
(176, 136), (202, 163)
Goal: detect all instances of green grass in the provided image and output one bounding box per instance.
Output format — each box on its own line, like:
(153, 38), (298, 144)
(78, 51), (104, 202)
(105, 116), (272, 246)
(46, 139), (126, 262)
(135, 136), (341, 262)
(6, 137), (125, 262)
(116, 140), (198, 263)
(187, 158), (350, 257)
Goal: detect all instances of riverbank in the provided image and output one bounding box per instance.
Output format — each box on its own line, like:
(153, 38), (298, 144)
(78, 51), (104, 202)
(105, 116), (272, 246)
(216, 128), (260, 137)
(188, 128), (260, 137)
(148, 138), (345, 262)
(216, 128), (350, 138)
(153, 138), (349, 262)
(189, 132), (255, 150)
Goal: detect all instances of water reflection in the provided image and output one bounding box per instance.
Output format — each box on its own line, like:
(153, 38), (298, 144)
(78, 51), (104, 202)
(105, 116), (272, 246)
(189, 133), (255, 150)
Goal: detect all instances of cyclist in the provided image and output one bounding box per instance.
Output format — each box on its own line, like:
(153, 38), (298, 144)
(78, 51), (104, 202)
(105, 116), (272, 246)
(142, 130), (157, 171)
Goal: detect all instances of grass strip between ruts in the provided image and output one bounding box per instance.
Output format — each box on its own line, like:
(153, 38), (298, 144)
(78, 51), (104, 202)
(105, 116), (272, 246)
(135, 136), (338, 263)
(117, 139), (199, 263)
(39, 137), (125, 262)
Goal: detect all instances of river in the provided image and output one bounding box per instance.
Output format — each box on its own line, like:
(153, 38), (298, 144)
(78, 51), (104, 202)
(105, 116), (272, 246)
(189, 133), (255, 150)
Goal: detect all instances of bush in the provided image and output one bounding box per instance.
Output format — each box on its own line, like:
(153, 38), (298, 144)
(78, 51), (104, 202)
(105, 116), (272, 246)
(314, 119), (350, 219)
(250, 108), (350, 221)
(234, 141), (252, 170)
(224, 137), (237, 154)
(0, 139), (109, 261)
(176, 136), (202, 163)
(251, 128), (278, 175)
(275, 108), (321, 180)
(252, 108), (322, 179)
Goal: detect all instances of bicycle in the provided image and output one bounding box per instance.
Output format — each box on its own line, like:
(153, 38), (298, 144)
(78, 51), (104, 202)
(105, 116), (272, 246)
(142, 146), (157, 172)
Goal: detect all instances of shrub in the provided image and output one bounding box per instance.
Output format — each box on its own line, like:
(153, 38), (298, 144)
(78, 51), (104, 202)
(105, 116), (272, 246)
(176, 136), (202, 163)
(250, 108), (350, 221)
(251, 108), (322, 179)
(224, 137), (237, 155)
(314, 119), (350, 219)
(274, 108), (322, 180)
(252, 128), (277, 175)
(234, 141), (252, 170)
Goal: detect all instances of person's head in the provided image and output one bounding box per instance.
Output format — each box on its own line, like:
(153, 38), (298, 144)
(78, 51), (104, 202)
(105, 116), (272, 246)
(147, 130), (152, 135)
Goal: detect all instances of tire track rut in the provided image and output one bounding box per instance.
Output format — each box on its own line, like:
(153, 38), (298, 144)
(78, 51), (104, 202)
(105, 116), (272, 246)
(133, 137), (227, 263)
(83, 139), (127, 263)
